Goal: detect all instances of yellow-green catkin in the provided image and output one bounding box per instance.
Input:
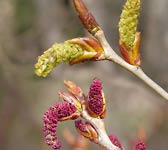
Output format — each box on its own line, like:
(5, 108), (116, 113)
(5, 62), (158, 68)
(119, 0), (140, 49)
(35, 42), (84, 77)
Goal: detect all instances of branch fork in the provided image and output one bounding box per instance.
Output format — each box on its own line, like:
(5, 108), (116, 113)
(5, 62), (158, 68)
(73, 0), (168, 101)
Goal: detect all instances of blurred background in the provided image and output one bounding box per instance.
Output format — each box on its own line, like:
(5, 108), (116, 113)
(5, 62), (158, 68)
(0, 0), (168, 150)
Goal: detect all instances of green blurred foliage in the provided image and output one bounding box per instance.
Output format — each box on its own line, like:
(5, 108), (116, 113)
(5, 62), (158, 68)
(14, 0), (36, 34)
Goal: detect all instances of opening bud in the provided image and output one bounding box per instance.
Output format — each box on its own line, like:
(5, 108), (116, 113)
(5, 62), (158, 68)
(119, 32), (141, 66)
(119, 0), (141, 66)
(134, 141), (146, 150)
(35, 37), (104, 77)
(75, 120), (98, 143)
(59, 92), (82, 113)
(109, 134), (123, 150)
(87, 79), (106, 118)
(64, 80), (84, 99)
(68, 37), (105, 65)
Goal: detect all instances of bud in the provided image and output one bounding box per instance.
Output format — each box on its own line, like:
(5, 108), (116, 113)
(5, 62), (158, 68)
(73, 0), (100, 35)
(43, 101), (80, 150)
(75, 120), (98, 143)
(87, 79), (106, 118)
(56, 101), (80, 121)
(109, 134), (123, 150)
(119, 0), (141, 66)
(35, 38), (104, 77)
(59, 92), (82, 113)
(64, 80), (85, 100)
(68, 37), (104, 65)
(135, 141), (146, 150)
(119, 32), (141, 65)
(69, 37), (104, 53)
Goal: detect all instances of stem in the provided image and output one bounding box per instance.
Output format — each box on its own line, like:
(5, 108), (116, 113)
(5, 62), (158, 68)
(82, 105), (120, 150)
(95, 30), (168, 101)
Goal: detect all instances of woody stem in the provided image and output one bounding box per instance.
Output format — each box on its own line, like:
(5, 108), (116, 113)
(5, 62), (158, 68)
(81, 104), (120, 150)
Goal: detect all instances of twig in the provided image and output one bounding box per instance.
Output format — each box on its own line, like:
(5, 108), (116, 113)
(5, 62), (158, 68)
(95, 30), (168, 101)
(63, 80), (121, 150)
(81, 104), (120, 150)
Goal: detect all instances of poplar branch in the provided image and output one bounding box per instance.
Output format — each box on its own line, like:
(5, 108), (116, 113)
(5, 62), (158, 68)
(95, 30), (168, 101)
(73, 0), (168, 101)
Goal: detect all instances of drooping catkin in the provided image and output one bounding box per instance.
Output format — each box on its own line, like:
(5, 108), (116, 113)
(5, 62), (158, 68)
(35, 42), (84, 77)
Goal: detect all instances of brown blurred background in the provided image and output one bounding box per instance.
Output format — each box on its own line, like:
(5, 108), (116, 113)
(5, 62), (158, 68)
(0, 0), (168, 150)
